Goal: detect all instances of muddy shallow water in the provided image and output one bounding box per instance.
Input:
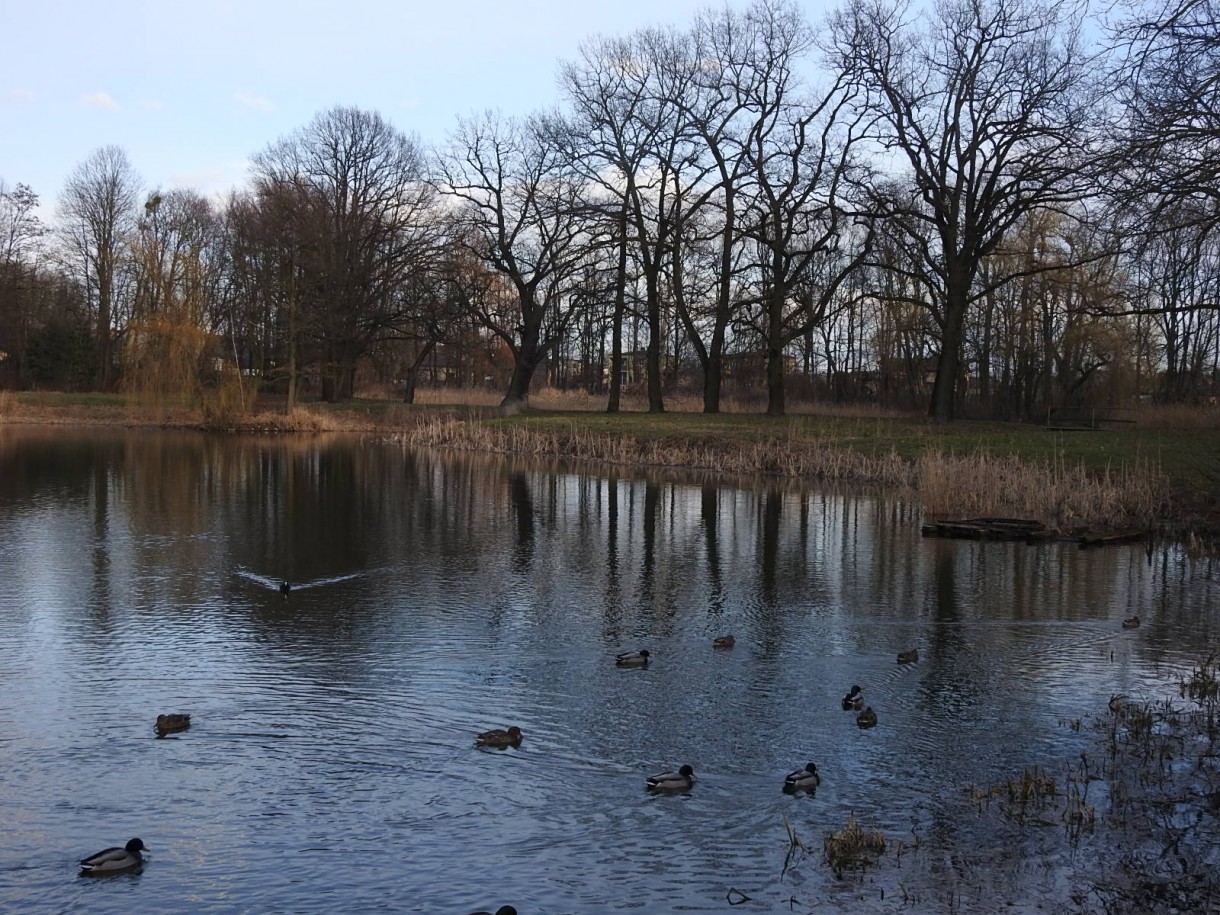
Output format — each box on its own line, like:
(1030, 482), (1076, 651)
(0, 427), (1217, 913)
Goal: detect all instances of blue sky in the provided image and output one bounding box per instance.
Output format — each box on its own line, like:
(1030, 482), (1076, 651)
(1, 0), (748, 215)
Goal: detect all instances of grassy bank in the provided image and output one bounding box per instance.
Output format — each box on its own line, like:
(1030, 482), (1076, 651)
(4, 388), (1217, 541)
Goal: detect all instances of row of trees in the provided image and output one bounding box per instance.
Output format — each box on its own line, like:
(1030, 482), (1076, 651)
(2, 0), (1218, 421)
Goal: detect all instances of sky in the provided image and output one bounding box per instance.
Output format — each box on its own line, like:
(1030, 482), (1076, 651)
(1, 0), (760, 217)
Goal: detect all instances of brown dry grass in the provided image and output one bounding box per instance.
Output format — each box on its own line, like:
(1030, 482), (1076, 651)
(919, 449), (1167, 529)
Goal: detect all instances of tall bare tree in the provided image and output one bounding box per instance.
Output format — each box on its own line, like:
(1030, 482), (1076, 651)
(252, 106), (436, 401)
(0, 180), (47, 386)
(829, 0), (1101, 421)
(58, 146), (141, 390)
(1112, 0), (1220, 235)
(437, 111), (588, 413)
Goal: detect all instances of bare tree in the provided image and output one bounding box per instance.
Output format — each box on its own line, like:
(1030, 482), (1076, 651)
(561, 27), (700, 413)
(1112, 0), (1220, 235)
(436, 111), (588, 413)
(0, 180), (47, 386)
(829, 0), (1102, 421)
(252, 106), (436, 401)
(57, 146), (141, 389)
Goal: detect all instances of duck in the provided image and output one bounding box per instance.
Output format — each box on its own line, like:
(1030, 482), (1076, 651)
(857, 706), (878, 729)
(841, 685), (864, 710)
(1122, 616), (1141, 629)
(154, 714), (190, 737)
(470, 908), (517, 915)
(615, 649), (650, 667)
(645, 764), (694, 792)
(475, 726), (523, 749)
(280, 581), (291, 595)
(897, 649), (919, 664)
(713, 635), (736, 649)
(79, 838), (148, 875)
(783, 762), (820, 793)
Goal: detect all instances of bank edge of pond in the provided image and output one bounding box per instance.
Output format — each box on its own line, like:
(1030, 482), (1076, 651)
(778, 660), (1220, 913)
(2, 395), (1215, 547)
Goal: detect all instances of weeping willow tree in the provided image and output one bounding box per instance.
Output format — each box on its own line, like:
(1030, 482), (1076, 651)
(121, 190), (243, 421)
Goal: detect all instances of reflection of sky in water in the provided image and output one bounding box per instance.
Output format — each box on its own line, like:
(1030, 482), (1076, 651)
(0, 426), (1216, 913)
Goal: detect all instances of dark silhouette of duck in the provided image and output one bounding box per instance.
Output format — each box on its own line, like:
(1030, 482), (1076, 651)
(279, 581), (291, 595)
(1122, 616), (1140, 629)
(857, 706), (878, 729)
(154, 714), (190, 737)
(897, 649), (919, 664)
(475, 726), (523, 749)
(842, 685), (864, 710)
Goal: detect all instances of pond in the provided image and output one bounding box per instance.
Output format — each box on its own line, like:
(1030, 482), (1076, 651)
(0, 426), (1217, 913)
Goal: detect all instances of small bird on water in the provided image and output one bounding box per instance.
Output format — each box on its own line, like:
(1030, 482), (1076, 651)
(79, 838), (148, 875)
(154, 714), (190, 737)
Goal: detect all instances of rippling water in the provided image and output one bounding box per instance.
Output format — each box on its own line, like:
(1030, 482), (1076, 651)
(0, 426), (1217, 913)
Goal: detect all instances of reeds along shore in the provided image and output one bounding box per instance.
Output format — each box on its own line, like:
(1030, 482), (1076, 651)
(397, 418), (1168, 534)
(0, 390), (1176, 535)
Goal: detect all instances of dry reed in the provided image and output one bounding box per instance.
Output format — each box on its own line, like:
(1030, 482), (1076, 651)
(919, 448), (1167, 529)
(397, 418), (1168, 530)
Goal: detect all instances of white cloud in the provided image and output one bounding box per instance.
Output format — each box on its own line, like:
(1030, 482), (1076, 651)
(234, 91), (274, 113)
(4, 89), (36, 103)
(79, 91), (119, 110)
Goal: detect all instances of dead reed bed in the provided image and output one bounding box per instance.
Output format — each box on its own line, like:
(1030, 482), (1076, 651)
(919, 449), (1168, 529)
(398, 417), (1168, 530)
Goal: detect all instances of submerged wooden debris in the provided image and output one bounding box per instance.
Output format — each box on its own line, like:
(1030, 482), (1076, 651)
(921, 517), (1148, 546)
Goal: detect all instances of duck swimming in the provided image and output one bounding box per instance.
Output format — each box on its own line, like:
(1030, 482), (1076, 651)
(646, 764), (694, 792)
(713, 635), (736, 649)
(470, 908), (517, 915)
(1122, 616), (1140, 629)
(615, 649), (650, 667)
(475, 726), (523, 748)
(783, 763), (820, 793)
(897, 649), (919, 664)
(154, 714), (190, 737)
(857, 706), (878, 729)
(841, 685), (864, 710)
(79, 838), (147, 875)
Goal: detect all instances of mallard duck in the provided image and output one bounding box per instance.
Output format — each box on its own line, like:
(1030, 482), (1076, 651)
(841, 685), (864, 710)
(154, 714), (190, 737)
(280, 580), (291, 595)
(897, 649), (919, 664)
(646, 764), (694, 792)
(79, 838), (147, 875)
(857, 706), (878, 728)
(1122, 616), (1140, 629)
(470, 908), (517, 915)
(713, 635), (736, 649)
(783, 762), (820, 793)
(475, 726), (523, 748)
(615, 649), (650, 667)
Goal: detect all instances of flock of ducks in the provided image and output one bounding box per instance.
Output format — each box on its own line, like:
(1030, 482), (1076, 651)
(83, 631), (920, 914)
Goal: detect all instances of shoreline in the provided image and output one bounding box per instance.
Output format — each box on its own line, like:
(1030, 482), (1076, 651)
(2, 394), (1217, 545)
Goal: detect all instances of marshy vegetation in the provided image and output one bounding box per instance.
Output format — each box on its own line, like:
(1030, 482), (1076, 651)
(774, 659), (1220, 911)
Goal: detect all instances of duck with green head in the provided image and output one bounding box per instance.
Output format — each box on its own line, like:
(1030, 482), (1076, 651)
(79, 838), (148, 875)
(646, 764), (694, 792)
(783, 763), (820, 793)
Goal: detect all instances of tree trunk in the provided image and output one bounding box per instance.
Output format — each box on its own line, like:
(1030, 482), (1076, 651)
(929, 282), (969, 422)
(645, 265), (664, 413)
(607, 209), (628, 414)
(765, 283), (787, 417)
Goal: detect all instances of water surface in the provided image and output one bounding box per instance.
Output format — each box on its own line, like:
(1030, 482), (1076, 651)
(0, 426), (1216, 913)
